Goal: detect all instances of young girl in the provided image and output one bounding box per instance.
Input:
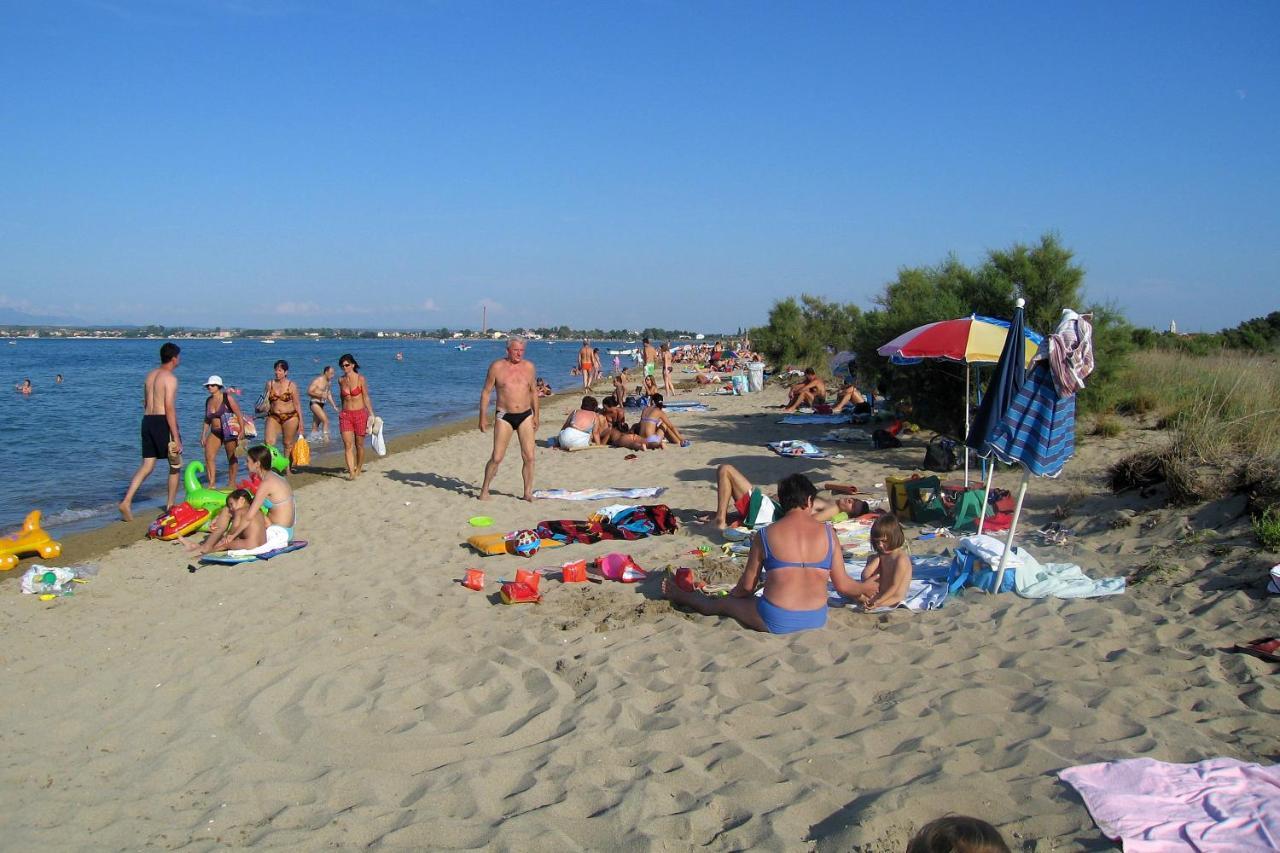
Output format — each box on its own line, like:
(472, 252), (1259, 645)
(847, 513), (912, 609)
(182, 488), (265, 554)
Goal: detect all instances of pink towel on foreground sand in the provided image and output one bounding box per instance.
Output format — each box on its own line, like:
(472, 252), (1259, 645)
(1059, 757), (1280, 851)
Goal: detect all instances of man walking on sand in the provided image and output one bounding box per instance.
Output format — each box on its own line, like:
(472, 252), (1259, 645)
(578, 339), (594, 389)
(479, 337), (539, 501)
(119, 342), (183, 521)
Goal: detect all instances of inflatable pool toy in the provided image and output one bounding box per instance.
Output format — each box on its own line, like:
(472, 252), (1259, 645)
(0, 511), (63, 571)
(146, 502), (211, 541)
(183, 462), (233, 514)
(253, 444), (290, 473)
(469, 516), (494, 527)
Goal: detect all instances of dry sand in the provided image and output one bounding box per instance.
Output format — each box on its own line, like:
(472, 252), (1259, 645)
(2, 385), (1277, 849)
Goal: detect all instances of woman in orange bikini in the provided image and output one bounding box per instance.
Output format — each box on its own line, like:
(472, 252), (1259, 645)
(262, 359), (301, 471)
(337, 353), (376, 480)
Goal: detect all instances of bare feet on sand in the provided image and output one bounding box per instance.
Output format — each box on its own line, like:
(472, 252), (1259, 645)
(661, 573), (698, 607)
(118, 501), (133, 522)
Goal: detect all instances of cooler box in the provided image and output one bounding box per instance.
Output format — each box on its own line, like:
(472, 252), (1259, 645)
(748, 362), (765, 392)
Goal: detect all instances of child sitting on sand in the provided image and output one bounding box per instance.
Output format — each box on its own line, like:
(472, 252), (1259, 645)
(843, 513), (912, 609)
(181, 488), (266, 554)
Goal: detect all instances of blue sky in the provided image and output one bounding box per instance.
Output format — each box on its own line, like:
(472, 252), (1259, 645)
(1, 1), (1276, 333)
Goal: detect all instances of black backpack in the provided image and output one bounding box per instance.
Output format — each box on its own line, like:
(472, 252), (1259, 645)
(922, 435), (959, 472)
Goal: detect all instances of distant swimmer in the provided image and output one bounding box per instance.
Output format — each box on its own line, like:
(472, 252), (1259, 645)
(55, 374), (63, 384)
(15, 378), (32, 395)
(118, 342), (183, 521)
(478, 337), (539, 501)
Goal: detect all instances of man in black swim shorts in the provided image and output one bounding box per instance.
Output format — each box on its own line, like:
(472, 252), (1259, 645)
(119, 342), (183, 521)
(478, 337), (539, 502)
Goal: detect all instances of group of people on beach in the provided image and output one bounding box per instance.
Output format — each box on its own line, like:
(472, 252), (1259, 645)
(116, 343), (380, 542)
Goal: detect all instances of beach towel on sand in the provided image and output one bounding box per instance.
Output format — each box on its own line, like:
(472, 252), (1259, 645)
(957, 534), (1125, 598)
(536, 504), (678, 545)
(831, 555), (952, 611)
(200, 541), (308, 565)
(768, 440), (828, 458)
(1059, 757), (1280, 851)
(779, 414), (853, 425)
(532, 487), (666, 501)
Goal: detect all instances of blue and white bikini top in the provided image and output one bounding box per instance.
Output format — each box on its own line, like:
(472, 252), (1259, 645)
(758, 524), (836, 573)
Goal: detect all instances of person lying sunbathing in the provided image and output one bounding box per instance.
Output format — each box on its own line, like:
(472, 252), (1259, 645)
(663, 474), (869, 634)
(712, 463), (867, 529)
(781, 368), (826, 412)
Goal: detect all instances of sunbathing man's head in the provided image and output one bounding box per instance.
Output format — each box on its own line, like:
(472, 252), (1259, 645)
(804, 367), (816, 377)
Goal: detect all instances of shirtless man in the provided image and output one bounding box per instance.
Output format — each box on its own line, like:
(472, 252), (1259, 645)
(578, 340), (594, 389)
(711, 463), (867, 529)
(478, 337), (539, 501)
(641, 337), (659, 387)
(782, 368), (827, 413)
(119, 342), (182, 521)
(307, 365), (336, 443)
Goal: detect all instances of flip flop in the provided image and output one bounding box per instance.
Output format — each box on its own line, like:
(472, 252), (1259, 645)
(1233, 637), (1280, 663)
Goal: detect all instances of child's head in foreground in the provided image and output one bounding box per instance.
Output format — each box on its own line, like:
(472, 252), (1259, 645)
(870, 512), (905, 554)
(906, 816), (1010, 853)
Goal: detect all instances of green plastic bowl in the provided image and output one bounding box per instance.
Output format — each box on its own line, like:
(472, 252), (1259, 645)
(469, 516), (494, 527)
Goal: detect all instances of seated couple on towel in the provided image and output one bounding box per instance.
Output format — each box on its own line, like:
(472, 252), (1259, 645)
(666, 473), (912, 634)
(558, 396), (646, 451)
(781, 367), (870, 414)
(183, 445), (296, 556)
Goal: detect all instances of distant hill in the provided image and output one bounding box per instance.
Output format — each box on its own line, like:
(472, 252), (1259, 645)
(0, 307), (80, 325)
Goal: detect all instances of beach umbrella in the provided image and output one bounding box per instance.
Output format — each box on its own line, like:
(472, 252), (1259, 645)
(877, 313), (1043, 483)
(969, 299), (1029, 528)
(979, 309), (1086, 593)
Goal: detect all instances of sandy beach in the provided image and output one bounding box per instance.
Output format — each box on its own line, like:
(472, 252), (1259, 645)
(2, 384), (1277, 849)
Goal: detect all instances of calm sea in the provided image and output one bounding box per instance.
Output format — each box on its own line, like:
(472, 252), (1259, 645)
(0, 336), (618, 535)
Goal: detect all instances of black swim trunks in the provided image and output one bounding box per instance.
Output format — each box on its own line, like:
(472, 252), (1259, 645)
(140, 414), (171, 459)
(496, 408), (534, 430)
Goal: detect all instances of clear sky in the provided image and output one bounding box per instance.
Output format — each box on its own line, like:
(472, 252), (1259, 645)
(2, 1), (1276, 333)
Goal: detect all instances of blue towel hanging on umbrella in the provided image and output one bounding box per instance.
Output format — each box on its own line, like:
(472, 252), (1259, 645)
(983, 361), (1076, 478)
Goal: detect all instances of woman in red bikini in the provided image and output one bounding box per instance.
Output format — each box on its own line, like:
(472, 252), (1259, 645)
(262, 359), (301, 471)
(337, 353), (376, 480)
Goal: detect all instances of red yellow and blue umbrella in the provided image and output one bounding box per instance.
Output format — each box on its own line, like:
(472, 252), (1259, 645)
(877, 314), (1042, 366)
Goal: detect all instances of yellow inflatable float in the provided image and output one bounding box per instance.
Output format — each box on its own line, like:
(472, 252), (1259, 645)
(0, 510), (63, 571)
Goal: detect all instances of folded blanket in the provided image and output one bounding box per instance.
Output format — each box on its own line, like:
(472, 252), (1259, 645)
(1059, 757), (1280, 851)
(779, 414), (853, 425)
(768, 440), (827, 458)
(661, 400), (709, 412)
(533, 487), (666, 501)
(820, 428), (871, 442)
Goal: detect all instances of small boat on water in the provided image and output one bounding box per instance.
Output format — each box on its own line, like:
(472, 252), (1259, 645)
(608, 348), (638, 357)
(220, 340), (234, 344)
(260, 339), (276, 344)
(455, 344), (471, 351)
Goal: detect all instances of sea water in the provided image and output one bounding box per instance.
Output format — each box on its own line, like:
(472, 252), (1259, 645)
(0, 337), (618, 535)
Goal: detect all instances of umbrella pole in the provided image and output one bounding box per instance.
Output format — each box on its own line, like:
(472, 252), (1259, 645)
(963, 365), (970, 487)
(991, 468), (1030, 594)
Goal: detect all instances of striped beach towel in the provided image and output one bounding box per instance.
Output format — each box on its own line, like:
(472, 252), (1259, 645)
(983, 361), (1075, 478)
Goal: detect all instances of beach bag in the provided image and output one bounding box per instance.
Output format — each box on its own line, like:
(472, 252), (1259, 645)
(241, 416), (258, 438)
(884, 475), (917, 520)
(254, 393), (269, 415)
(220, 412), (242, 440)
(872, 429), (901, 450)
(290, 434), (311, 467)
(923, 436), (958, 472)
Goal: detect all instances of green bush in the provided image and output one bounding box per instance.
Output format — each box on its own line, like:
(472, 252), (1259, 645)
(1255, 508), (1280, 550)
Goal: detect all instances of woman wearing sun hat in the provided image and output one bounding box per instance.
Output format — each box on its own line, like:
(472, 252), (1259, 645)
(200, 375), (246, 489)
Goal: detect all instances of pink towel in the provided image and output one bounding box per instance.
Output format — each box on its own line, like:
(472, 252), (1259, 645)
(1059, 757), (1280, 851)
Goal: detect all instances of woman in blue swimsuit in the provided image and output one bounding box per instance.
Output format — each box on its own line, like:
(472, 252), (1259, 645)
(663, 474), (866, 634)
